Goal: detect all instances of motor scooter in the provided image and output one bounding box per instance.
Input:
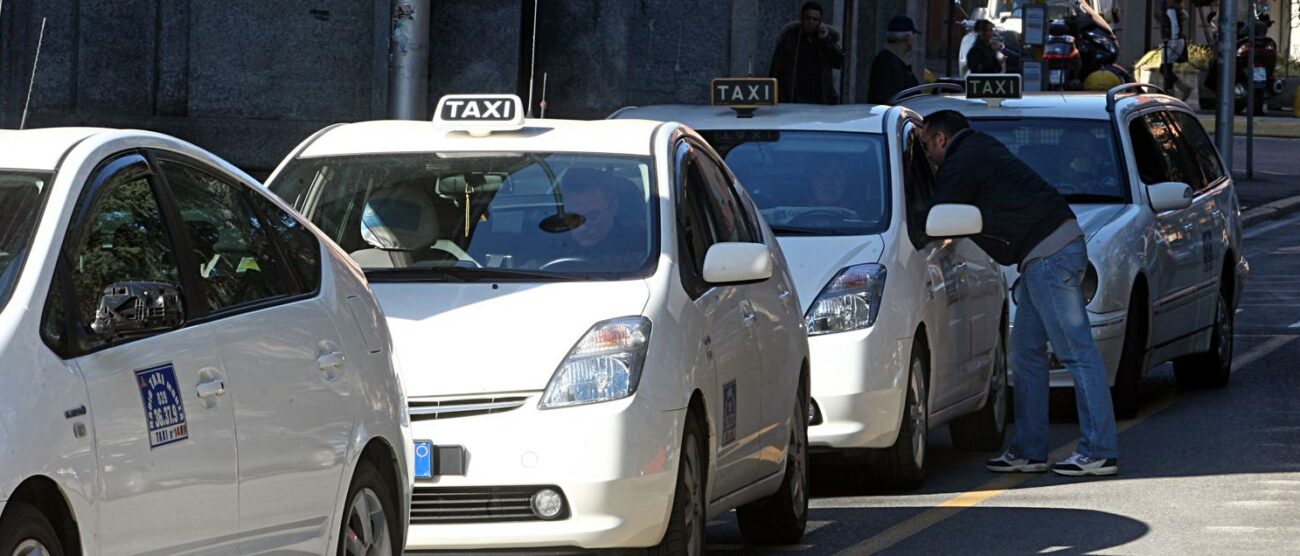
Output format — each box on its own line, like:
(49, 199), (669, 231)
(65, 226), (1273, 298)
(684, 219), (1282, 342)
(1201, 4), (1284, 114)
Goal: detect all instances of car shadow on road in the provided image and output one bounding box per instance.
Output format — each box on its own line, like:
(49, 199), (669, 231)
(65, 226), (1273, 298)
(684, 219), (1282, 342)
(705, 505), (1150, 554)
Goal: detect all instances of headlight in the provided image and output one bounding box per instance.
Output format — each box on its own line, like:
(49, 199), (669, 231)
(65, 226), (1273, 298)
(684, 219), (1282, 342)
(1083, 262), (1099, 305)
(805, 264), (887, 336)
(539, 317), (651, 409)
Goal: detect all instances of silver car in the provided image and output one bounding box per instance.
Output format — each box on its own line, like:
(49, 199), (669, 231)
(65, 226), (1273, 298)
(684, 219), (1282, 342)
(901, 84), (1249, 418)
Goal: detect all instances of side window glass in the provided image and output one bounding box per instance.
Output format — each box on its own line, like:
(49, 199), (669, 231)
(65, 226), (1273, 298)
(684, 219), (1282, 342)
(902, 123), (935, 249)
(67, 165), (180, 348)
(1170, 111), (1226, 190)
(696, 150), (757, 243)
(248, 192), (322, 295)
(676, 147), (720, 298)
(1129, 116), (1170, 185)
(162, 161), (291, 312)
(1135, 113), (1200, 190)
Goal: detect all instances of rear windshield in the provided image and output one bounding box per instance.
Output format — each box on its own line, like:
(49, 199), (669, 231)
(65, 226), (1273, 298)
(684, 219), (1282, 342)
(969, 118), (1129, 204)
(698, 131), (890, 236)
(268, 153), (656, 282)
(0, 171), (51, 313)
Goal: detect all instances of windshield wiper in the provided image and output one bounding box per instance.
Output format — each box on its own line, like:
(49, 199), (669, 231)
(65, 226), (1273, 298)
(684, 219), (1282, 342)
(365, 266), (572, 283)
(364, 268), (468, 283)
(768, 225), (826, 236)
(1064, 193), (1126, 204)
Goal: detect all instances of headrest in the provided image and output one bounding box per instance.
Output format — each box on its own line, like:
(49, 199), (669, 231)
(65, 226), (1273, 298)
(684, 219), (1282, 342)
(361, 183), (438, 251)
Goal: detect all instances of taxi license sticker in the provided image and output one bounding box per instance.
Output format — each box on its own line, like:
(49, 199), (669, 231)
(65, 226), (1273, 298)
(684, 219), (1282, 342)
(136, 364), (189, 449)
(722, 380), (737, 445)
(414, 440), (433, 479)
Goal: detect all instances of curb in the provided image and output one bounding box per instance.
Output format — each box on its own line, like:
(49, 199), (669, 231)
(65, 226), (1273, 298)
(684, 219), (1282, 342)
(1199, 116), (1300, 139)
(1242, 193), (1300, 228)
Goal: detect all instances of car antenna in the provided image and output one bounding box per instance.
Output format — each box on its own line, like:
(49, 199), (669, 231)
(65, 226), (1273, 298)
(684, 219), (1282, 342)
(525, 0), (540, 117)
(539, 72), (548, 119)
(20, 17), (47, 130)
(748, 55), (754, 77)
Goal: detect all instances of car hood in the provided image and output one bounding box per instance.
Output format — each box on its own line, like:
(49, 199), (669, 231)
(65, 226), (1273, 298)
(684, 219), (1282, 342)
(372, 280), (651, 397)
(775, 235), (885, 313)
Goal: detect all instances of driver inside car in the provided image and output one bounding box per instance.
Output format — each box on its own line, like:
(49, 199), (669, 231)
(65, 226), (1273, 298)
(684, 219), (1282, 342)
(550, 168), (646, 270)
(1062, 129), (1116, 191)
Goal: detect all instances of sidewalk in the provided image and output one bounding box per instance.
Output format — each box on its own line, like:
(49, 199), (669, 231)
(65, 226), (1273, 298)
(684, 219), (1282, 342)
(1228, 136), (1300, 226)
(1200, 113), (1300, 139)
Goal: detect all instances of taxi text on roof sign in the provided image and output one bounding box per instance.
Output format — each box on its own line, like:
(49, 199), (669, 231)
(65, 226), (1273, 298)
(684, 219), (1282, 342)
(711, 78), (778, 108)
(965, 74), (1022, 100)
(433, 94), (525, 136)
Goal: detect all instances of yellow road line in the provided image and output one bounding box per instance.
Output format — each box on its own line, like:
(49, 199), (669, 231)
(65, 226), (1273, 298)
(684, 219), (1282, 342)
(851, 335), (1295, 555)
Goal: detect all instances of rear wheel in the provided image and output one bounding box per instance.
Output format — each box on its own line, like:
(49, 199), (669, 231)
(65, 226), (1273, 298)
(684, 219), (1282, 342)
(0, 502), (64, 556)
(652, 414), (706, 555)
(868, 340), (928, 490)
(338, 460), (399, 556)
(949, 324), (1008, 451)
(1111, 294), (1147, 419)
(1174, 289), (1234, 389)
(737, 381), (809, 545)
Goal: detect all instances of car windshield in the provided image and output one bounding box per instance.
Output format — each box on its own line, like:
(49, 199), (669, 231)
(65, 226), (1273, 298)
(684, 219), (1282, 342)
(268, 153), (656, 282)
(0, 171), (51, 313)
(970, 119), (1129, 204)
(698, 131), (889, 236)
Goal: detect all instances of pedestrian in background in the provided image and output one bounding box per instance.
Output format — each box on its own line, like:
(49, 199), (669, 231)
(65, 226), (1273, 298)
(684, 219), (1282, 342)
(921, 110), (1120, 477)
(966, 20), (1003, 75)
(769, 1), (845, 104)
(1158, 0), (1189, 97)
(867, 16), (921, 104)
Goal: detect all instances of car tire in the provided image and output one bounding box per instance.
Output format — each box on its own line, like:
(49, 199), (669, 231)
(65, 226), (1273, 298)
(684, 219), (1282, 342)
(0, 501), (65, 556)
(338, 460), (400, 556)
(1174, 289), (1234, 390)
(949, 325), (1008, 451)
(868, 339), (928, 491)
(1111, 295), (1147, 419)
(736, 381), (809, 545)
(651, 413), (706, 556)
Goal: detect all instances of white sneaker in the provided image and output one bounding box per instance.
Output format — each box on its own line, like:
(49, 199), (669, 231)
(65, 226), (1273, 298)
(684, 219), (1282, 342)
(986, 450), (1048, 473)
(1050, 452), (1118, 477)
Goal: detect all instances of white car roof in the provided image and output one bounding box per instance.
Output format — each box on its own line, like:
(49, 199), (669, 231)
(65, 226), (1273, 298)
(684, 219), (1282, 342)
(900, 91), (1189, 120)
(611, 103), (891, 134)
(0, 128), (112, 171)
(296, 118), (668, 158)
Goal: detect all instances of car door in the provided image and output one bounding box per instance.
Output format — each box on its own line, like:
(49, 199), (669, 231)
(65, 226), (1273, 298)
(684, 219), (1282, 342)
(1166, 110), (1233, 324)
(51, 153), (240, 554)
(693, 143), (792, 480)
(956, 237), (1002, 398)
(901, 121), (969, 411)
(156, 156), (354, 554)
(1127, 111), (1204, 346)
(676, 142), (766, 497)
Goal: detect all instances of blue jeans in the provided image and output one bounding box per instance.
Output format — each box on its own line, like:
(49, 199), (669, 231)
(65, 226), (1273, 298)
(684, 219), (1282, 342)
(1010, 239), (1119, 460)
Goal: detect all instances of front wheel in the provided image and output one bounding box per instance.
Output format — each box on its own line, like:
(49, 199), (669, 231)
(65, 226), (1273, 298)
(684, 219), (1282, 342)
(1111, 296), (1148, 419)
(737, 384), (809, 545)
(1174, 289), (1234, 389)
(651, 414), (706, 555)
(338, 461), (400, 556)
(867, 341), (928, 490)
(0, 502), (65, 556)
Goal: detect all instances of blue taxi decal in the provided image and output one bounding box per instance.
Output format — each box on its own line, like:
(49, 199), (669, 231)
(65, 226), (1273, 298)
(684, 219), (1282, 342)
(136, 364), (189, 449)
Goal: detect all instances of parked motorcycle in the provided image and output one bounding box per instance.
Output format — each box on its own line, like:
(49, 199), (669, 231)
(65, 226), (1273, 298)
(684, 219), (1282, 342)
(1049, 3), (1131, 91)
(1201, 4), (1284, 114)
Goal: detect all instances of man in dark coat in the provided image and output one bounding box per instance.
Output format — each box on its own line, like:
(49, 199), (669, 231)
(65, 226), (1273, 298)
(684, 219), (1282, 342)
(921, 110), (1120, 478)
(867, 16), (921, 104)
(966, 20), (1003, 74)
(768, 1), (845, 104)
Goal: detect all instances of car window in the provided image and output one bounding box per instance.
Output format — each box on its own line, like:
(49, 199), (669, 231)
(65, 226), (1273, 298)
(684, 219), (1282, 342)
(676, 145), (722, 299)
(902, 122), (935, 249)
(0, 171), (51, 314)
(268, 152), (656, 281)
(1130, 112), (1198, 189)
(162, 161), (292, 312)
(1167, 111), (1227, 191)
(698, 130), (889, 236)
(693, 147), (757, 243)
(66, 163), (181, 350)
(970, 118), (1127, 203)
(248, 192), (322, 295)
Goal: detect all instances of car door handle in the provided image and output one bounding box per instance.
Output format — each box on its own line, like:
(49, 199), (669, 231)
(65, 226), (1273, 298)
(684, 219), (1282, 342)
(196, 379), (226, 399)
(318, 350), (346, 381)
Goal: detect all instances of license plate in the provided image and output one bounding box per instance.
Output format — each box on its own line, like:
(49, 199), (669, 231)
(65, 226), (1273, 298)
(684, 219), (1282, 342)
(1050, 69), (1064, 85)
(414, 441), (433, 479)
(1253, 67), (1267, 83)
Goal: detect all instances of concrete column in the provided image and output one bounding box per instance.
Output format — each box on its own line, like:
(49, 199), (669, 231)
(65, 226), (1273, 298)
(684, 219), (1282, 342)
(388, 0), (430, 120)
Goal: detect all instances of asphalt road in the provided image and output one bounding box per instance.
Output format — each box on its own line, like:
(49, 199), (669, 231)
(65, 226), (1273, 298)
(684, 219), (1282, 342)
(705, 211), (1300, 554)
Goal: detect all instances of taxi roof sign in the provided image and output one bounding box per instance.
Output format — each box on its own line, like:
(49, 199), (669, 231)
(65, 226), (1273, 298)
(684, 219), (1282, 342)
(433, 94), (525, 136)
(711, 78), (777, 117)
(965, 74), (1022, 108)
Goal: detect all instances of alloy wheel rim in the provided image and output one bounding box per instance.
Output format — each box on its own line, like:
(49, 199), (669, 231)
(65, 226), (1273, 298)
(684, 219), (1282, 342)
(12, 540), (49, 556)
(910, 359), (928, 468)
(791, 402), (808, 515)
(1217, 294), (1233, 367)
(683, 433), (704, 556)
(344, 487), (392, 556)
(992, 336), (1008, 432)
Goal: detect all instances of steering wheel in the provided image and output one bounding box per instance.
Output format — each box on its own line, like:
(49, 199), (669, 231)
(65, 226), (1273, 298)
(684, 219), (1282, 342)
(788, 208), (855, 227)
(540, 257), (587, 271)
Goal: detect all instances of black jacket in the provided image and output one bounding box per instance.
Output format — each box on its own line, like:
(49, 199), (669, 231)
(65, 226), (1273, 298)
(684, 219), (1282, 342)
(867, 49), (919, 104)
(769, 22), (845, 104)
(932, 130), (1076, 266)
(966, 39), (1002, 74)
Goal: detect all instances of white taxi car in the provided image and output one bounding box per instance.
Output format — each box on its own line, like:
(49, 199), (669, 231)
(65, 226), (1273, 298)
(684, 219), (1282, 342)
(0, 128), (410, 555)
(614, 80), (1010, 490)
(265, 95), (812, 552)
(901, 82), (1249, 418)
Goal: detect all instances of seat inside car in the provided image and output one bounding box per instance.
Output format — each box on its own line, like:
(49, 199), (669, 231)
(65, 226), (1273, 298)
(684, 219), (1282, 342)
(353, 181), (441, 268)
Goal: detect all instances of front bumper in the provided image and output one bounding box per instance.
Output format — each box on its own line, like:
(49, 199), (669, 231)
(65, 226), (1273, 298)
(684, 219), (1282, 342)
(404, 394), (682, 551)
(807, 326), (910, 450)
(1008, 307), (1127, 389)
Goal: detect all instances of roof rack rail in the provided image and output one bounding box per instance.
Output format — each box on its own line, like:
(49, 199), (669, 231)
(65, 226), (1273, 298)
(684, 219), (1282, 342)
(888, 83), (965, 105)
(1105, 83), (1167, 113)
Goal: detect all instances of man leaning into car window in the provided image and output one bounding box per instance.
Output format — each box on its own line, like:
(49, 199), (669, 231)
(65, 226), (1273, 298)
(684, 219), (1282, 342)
(922, 110), (1120, 478)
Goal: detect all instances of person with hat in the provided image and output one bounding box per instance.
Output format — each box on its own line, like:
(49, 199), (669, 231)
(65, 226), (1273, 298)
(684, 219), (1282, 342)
(768, 1), (846, 104)
(868, 16), (922, 104)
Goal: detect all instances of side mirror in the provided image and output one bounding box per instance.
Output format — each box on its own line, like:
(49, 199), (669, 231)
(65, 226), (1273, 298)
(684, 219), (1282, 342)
(91, 281), (185, 341)
(702, 243), (773, 284)
(926, 204), (984, 238)
(1148, 182), (1193, 213)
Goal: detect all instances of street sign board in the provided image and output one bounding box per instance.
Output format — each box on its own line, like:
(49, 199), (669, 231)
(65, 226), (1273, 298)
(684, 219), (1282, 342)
(711, 78), (778, 108)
